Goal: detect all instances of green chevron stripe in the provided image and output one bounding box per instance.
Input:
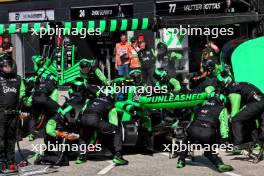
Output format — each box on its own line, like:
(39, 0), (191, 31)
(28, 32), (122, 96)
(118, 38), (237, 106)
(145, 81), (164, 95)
(141, 18), (149, 30)
(88, 20), (95, 30)
(120, 19), (128, 31)
(110, 19), (117, 32)
(64, 22), (71, 35)
(33, 23), (41, 33)
(99, 20), (106, 32)
(76, 21), (83, 33)
(21, 23), (29, 33)
(8, 24), (16, 34)
(0, 24), (4, 35)
(131, 18), (138, 30)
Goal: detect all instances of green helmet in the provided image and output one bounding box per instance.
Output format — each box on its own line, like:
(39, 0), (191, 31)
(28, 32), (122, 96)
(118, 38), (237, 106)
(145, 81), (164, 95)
(205, 86), (226, 104)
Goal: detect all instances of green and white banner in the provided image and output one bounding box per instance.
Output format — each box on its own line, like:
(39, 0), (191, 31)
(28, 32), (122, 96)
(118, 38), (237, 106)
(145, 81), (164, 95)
(0, 18), (150, 35)
(162, 28), (188, 49)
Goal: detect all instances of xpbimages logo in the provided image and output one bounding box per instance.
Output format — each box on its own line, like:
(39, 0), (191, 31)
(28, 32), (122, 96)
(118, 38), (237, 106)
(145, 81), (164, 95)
(163, 141), (234, 154)
(164, 26), (234, 38)
(31, 141), (102, 155)
(31, 26), (102, 38)
(97, 84), (168, 97)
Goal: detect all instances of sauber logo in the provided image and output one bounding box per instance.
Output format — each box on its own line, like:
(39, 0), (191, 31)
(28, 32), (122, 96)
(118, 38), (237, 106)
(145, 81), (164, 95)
(3, 86), (17, 94)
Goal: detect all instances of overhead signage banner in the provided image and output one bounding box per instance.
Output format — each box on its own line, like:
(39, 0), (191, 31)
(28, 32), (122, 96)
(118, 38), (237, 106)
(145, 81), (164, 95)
(71, 4), (133, 20)
(156, 0), (249, 16)
(9, 9), (55, 22)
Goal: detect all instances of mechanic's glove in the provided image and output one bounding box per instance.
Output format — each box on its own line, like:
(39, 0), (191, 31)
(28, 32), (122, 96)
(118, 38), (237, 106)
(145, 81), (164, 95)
(65, 134), (79, 141)
(56, 131), (68, 138)
(23, 96), (32, 107)
(193, 76), (201, 80)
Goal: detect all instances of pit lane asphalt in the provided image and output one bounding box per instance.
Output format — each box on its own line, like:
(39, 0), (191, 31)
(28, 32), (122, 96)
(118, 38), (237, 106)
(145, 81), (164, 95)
(14, 91), (264, 176)
(16, 138), (264, 176)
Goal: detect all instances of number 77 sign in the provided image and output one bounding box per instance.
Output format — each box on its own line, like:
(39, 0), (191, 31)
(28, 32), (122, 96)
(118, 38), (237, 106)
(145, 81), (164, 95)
(169, 3), (176, 14)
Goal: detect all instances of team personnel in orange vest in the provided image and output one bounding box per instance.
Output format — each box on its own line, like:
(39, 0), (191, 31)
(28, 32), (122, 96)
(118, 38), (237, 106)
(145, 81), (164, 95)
(115, 34), (131, 77)
(129, 37), (141, 70)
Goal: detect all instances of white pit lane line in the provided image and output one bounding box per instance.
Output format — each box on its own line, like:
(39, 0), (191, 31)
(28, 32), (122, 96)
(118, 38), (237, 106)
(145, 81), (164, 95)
(224, 172), (242, 176)
(156, 151), (242, 176)
(97, 161), (116, 175)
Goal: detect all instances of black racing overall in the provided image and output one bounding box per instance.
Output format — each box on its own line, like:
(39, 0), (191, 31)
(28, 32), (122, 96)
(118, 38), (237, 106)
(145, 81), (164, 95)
(229, 82), (264, 144)
(0, 74), (21, 164)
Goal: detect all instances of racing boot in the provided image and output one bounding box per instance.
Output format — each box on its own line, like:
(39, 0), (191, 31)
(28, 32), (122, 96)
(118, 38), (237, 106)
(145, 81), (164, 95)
(28, 134), (35, 142)
(204, 152), (233, 172)
(112, 152), (128, 165)
(75, 154), (87, 164)
(176, 160), (186, 168)
(0, 161), (7, 173)
(252, 144), (262, 152)
(33, 153), (43, 165)
(1, 162), (18, 174)
(217, 163), (234, 173)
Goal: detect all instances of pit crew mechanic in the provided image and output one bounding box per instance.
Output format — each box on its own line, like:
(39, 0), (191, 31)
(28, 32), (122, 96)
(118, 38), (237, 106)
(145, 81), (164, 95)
(0, 53), (25, 173)
(176, 88), (233, 173)
(26, 56), (60, 141)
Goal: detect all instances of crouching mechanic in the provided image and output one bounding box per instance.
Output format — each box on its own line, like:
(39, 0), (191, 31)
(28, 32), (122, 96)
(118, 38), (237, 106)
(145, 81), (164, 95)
(81, 89), (128, 165)
(68, 58), (111, 100)
(34, 105), (80, 166)
(154, 68), (181, 93)
(79, 58), (110, 86)
(222, 81), (264, 145)
(0, 53), (25, 173)
(27, 56), (60, 141)
(176, 87), (233, 173)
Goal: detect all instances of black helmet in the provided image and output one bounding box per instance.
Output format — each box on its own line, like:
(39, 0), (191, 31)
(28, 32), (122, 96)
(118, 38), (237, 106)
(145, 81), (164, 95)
(157, 42), (168, 56)
(202, 57), (217, 72)
(130, 36), (137, 43)
(79, 59), (97, 75)
(157, 42), (167, 50)
(0, 53), (14, 75)
(0, 53), (13, 66)
(202, 47), (214, 59)
(129, 69), (142, 86)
